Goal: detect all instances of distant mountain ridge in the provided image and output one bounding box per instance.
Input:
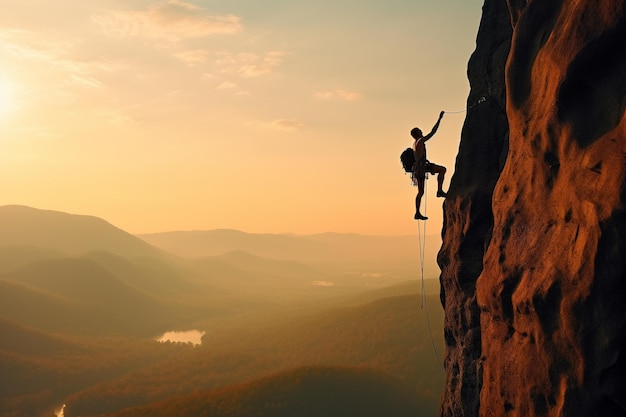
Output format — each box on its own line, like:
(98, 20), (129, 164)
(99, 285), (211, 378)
(138, 229), (336, 261)
(0, 205), (440, 338)
(0, 205), (164, 258)
(0, 256), (178, 336)
(138, 229), (441, 265)
(0, 206), (193, 336)
(0, 205), (441, 270)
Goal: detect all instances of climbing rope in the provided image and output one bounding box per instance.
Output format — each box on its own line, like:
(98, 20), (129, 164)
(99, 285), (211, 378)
(418, 177), (428, 309)
(443, 96), (487, 114)
(416, 176), (444, 371)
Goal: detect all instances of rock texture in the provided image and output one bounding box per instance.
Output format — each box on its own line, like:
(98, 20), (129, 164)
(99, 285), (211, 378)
(439, 1), (626, 416)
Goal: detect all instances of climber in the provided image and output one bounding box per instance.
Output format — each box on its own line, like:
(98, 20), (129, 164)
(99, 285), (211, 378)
(411, 111), (448, 220)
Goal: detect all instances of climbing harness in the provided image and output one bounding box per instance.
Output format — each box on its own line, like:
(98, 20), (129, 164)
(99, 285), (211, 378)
(416, 176), (444, 371)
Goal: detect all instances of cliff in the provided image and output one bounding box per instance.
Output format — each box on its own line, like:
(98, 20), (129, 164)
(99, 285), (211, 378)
(439, 1), (626, 416)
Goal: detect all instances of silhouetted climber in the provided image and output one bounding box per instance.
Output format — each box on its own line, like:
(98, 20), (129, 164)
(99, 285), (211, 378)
(411, 111), (447, 220)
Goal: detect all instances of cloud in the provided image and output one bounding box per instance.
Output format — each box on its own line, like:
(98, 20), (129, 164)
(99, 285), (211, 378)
(215, 81), (249, 96)
(216, 50), (286, 78)
(314, 89), (362, 101)
(216, 81), (237, 89)
(173, 49), (208, 65)
(67, 74), (104, 89)
(265, 119), (304, 131)
(97, 108), (134, 125)
(94, 0), (242, 43)
(0, 29), (110, 94)
(312, 281), (334, 287)
(0, 29), (68, 63)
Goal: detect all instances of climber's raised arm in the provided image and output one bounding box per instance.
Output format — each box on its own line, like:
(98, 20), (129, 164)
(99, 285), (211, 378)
(423, 111), (445, 141)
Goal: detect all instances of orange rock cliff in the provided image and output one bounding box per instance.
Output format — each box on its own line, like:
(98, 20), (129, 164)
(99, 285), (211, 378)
(438, 1), (626, 416)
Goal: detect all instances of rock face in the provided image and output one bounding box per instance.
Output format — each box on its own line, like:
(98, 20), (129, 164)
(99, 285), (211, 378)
(438, 1), (626, 417)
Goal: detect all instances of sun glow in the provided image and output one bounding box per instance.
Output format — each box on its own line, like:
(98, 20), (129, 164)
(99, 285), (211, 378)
(0, 77), (14, 120)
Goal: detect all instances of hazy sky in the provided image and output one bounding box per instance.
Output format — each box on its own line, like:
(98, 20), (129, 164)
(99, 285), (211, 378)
(0, 0), (483, 235)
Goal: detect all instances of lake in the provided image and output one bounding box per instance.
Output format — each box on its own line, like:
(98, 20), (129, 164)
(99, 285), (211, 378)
(157, 330), (205, 346)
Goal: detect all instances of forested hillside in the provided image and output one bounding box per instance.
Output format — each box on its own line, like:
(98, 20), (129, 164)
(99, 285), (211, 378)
(64, 294), (443, 417)
(0, 319), (189, 417)
(104, 366), (427, 417)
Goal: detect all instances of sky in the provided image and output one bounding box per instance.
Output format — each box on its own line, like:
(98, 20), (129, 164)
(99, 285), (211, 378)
(0, 0), (484, 236)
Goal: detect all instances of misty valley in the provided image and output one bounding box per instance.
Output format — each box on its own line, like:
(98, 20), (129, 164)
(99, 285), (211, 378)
(0, 205), (444, 417)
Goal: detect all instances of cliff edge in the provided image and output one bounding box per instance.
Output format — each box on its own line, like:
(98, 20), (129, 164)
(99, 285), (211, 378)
(439, 1), (626, 416)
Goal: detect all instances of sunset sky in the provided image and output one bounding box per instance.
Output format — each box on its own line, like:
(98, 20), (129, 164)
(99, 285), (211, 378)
(0, 0), (483, 235)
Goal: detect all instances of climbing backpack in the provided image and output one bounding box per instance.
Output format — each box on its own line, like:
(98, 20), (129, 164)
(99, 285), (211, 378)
(400, 147), (415, 173)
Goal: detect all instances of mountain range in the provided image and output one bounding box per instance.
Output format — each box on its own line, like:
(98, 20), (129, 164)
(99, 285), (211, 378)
(138, 228), (441, 268)
(0, 205), (163, 258)
(0, 204), (444, 417)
